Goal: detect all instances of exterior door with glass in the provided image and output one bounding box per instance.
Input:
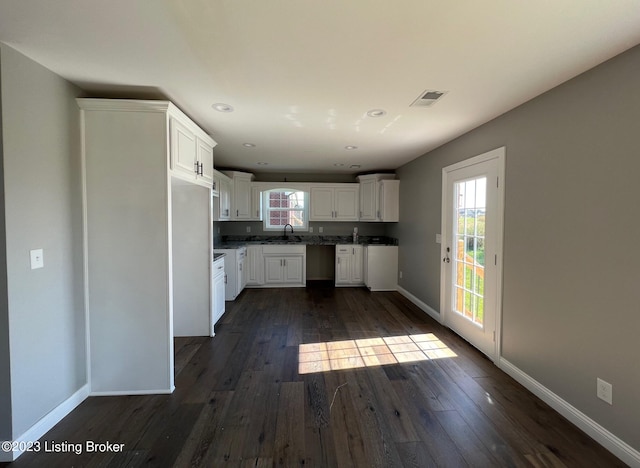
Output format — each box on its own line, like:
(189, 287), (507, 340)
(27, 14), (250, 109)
(441, 147), (504, 361)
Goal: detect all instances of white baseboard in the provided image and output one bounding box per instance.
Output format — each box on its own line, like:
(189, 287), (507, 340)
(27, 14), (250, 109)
(397, 286), (442, 323)
(1, 384), (90, 462)
(499, 358), (640, 467)
(90, 385), (175, 397)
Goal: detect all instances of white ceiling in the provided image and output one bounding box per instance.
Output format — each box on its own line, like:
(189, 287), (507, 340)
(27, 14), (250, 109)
(1, 1), (640, 174)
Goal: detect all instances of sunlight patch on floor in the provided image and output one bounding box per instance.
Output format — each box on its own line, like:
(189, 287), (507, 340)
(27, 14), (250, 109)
(298, 333), (457, 374)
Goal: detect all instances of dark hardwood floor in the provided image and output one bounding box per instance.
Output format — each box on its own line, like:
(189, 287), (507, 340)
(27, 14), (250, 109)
(5, 286), (625, 467)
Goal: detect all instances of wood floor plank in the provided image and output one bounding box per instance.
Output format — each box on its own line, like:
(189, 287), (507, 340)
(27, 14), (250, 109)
(5, 286), (627, 468)
(273, 381), (306, 467)
(171, 391), (234, 467)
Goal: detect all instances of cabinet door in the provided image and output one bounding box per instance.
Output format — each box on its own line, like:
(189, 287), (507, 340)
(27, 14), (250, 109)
(359, 178), (377, 221)
(250, 185), (262, 220)
(246, 245), (264, 285)
(238, 257), (247, 294)
(197, 138), (214, 186)
(379, 180), (400, 222)
(170, 118), (197, 178)
(335, 252), (351, 285)
(351, 246), (364, 283)
(219, 178), (231, 220)
(213, 271), (225, 327)
(264, 257), (285, 284)
(310, 187), (334, 220)
(283, 256), (304, 284)
(334, 186), (359, 221)
(232, 175), (252, 219)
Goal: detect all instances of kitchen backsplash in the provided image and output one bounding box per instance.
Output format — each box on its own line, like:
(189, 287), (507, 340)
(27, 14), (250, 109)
(213, 221), (394, 247)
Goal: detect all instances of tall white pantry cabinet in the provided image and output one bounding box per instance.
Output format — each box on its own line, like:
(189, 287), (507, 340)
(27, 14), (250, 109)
(78, 99), (217, 395)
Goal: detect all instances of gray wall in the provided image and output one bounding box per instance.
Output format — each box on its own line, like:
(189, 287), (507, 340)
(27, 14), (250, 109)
(0, 55), (11, 440)
(391, 44), (640, 450)
(0, 44), (86, 437)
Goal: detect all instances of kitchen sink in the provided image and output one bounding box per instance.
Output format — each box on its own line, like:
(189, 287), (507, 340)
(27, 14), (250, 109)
(260, 236), (303, 244)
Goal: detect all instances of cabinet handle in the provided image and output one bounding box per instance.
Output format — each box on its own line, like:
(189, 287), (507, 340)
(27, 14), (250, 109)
(199, 162), (204, 176)
(224, 274), (227, 284)
(236, 209), (239, 217)
(194, 161), (199, 174)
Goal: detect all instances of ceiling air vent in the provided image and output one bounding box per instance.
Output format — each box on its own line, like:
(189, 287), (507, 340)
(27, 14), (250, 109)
(410, 89), (447, 107)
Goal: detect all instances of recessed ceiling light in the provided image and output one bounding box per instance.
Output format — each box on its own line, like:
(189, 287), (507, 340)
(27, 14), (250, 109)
(345, 145), (358, 150)
(367, 109), (386, 118)
(256, 162), (268, 165)
(350, 164), (361, 169)
(242, 143), (256, 147)
(333, 163), (345, 167)
(212, 103), (234, 112)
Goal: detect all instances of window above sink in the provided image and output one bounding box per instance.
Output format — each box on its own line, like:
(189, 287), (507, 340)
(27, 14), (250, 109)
(262, 188), (309, 232)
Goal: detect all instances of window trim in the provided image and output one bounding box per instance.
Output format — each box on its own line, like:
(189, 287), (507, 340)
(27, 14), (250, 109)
(262, 188), (309, 232)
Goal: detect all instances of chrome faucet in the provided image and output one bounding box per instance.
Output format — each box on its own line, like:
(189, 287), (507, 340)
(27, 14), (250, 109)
(283, 223), (294, 238)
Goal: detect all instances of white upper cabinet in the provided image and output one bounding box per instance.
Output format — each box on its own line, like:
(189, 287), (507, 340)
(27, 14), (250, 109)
(213, 170), (232, 221)
(378, 179), (400, 222)
(222, 171), (258, 220)
(357, 174), (399, 222)
(169, 115), (217, 188)
(170, 118), (197, 177)
(310, 184), (359, 221)
(197, 138), (214, 186)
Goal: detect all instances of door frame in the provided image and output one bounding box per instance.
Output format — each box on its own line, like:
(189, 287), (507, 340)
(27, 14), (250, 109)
(440, 147), (505, 362)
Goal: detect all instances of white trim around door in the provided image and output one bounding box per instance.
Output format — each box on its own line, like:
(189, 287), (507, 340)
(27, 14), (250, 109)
(440, 147), (505, 362)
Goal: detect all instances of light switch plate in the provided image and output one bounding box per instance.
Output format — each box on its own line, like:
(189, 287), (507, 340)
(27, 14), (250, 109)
(436, 233), (442, 244)
(30, 249), (44, 269)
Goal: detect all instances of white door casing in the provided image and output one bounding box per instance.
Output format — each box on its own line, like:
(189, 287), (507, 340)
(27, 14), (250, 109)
(440, 147), (505, 362)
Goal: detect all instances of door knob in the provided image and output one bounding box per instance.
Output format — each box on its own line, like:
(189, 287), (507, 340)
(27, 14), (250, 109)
(443, 247), (451, 263)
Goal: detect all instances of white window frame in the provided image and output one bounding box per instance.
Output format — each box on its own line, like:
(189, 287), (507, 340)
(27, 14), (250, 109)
(262, 188), (309, 232)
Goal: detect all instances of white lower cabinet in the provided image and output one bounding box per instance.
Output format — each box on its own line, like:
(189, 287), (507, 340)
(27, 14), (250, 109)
(335, 244), (364, 286)
(213, 247), (247, 300)
(212, 256), (225, 331)
(261, 245), (306, 287)
(246, 245), (264, 286)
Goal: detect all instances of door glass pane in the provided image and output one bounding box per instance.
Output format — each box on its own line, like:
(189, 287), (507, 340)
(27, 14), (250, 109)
(453, 177), (486, 326)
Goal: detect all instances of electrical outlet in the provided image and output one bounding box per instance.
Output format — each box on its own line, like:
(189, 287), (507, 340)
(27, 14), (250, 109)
(319, 226), (323, 233)
(309, 226), (314, 233)
(246, 226), (251, 233)
(217, 226), (220, 234)
(597, 378), (613, 405)
(399, 271), (403, 279)
(436, 233), (442, 244)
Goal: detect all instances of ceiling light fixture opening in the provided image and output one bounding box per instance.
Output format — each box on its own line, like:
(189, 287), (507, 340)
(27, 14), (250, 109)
(242, 143), (256, 147)
(367, 109), (387, 118)
(349, 164), (361, 169)
(333, 163), (345, 167)
(256, 162), (268, 165)
(345, 145), (358, 150)
(212, 103), (234, 112)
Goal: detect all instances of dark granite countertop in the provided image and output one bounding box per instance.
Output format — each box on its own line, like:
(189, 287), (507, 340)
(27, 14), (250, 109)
(215, 235), (398, 249)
